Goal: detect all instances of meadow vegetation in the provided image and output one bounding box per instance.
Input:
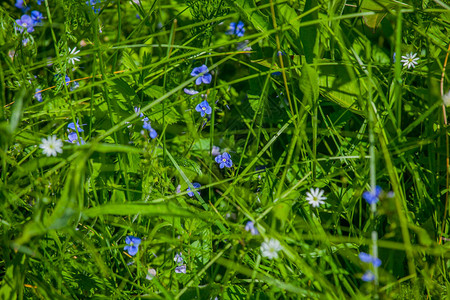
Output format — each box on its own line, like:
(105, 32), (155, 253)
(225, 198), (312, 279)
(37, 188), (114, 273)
(1, 0), (450, 298)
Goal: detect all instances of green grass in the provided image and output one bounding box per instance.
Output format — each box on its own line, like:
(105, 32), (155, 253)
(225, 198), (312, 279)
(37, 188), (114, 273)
(1, 0), (450, 298)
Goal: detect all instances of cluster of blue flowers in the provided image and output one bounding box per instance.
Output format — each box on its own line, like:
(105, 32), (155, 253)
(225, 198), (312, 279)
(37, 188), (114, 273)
(135, 107), (157, 139)
(226, 21), (245, 37)
(15, 1), (43, 34)
(359, 252), (381, 282)
(174, 252), (186, 274)
(86, 0), (101, 14)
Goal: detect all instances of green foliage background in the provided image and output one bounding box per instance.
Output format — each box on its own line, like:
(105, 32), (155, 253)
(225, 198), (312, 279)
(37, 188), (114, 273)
(1, 0), (450, 298)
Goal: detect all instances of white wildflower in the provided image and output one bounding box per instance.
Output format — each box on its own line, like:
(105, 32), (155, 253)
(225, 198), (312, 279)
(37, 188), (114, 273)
(400, 52), (419, 69)
(305, 188), (326, 208)
(68, 47), (80, 65)
(260, 238), (282, 260)
(39, 135), (63, 157)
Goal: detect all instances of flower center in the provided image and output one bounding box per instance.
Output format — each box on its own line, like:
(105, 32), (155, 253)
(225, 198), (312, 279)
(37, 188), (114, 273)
(222, 158), (226, 162)
(202, 107), (206, 111)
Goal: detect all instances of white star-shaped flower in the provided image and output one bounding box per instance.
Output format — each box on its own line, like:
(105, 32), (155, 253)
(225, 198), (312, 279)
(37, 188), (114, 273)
(400, 52), (419, 69)
(68, 47), (80, 65)
(305, 188), (326, 208)
(260, 238), (282, 260)
(39, 135), (63, 157)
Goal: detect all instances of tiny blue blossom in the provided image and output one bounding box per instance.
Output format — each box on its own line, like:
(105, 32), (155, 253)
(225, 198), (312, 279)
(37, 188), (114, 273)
(215, 152), (233, 169)
(190, 65), (212, 85)
(31, 10), (43, 25)
(361, 270), (375, 282)
(65, 75), (70, 86)
(67, 120), (85, 133)
(174, 252), (184, 264)
(362, 186), (382, 205)
(37, 0), (43, 5)
(34, 89), (42, 102)
(187, 182), (201, 197)
(184, 88), (199, 95)
(359, 252), (382, 267)
(359, 252), (372, 263)
(175, 265), (186, 274)
(134, 106), (144, 118)
(68, 132), (77, 143)
(195, 100), (212, 117)
(16, 15), (34, 33)
(372, 257), (382, 267)
(86, 0), (101, 13)
(15, 0), (29, 11)
(143, 119), (157, 139)
(227, 21), (245, 37)
(124, 236), (141, 256)
(245, 221), (259, 235)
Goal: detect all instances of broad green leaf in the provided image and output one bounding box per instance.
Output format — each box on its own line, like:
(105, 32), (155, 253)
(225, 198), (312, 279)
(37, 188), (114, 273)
(299, 63), (319, 106)
(318, 64), (363, 114)
(361, 0), (396, 31)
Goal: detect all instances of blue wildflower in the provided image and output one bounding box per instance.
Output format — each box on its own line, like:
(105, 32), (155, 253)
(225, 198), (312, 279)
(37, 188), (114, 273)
(187, 182), (201, 197)
(67, 132), (80, 144)
(215, 152), (233, 169)
(227, 21), (245, 37)
(362, 186), (382, 205)
(183, 88), (199, 95)
(361, 270), (375, 282)
(358, 252), (372, 263)
(271, 72), (282, 76)
(134, 106), (144, 118)
(15, 0), (29, 11)
(16, 15), (34, 33)
(195, 100), (212, 117)
(31, 11), (43, 25)
(37, 0), (42, 5)
(359, 252), (382, 267)
(67, 120), (85, 132)
(143, 119), (157, 139)
(65, 75), (70, 86)
(124, 236), (141, 256)
(174, 252), (184, 264)
(86, 0), (101, 13)
(190, 65), (212, 85)
(245, 221), (259, 235)
(175, 265), (186, 274)
(34, 89), (43, 102)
